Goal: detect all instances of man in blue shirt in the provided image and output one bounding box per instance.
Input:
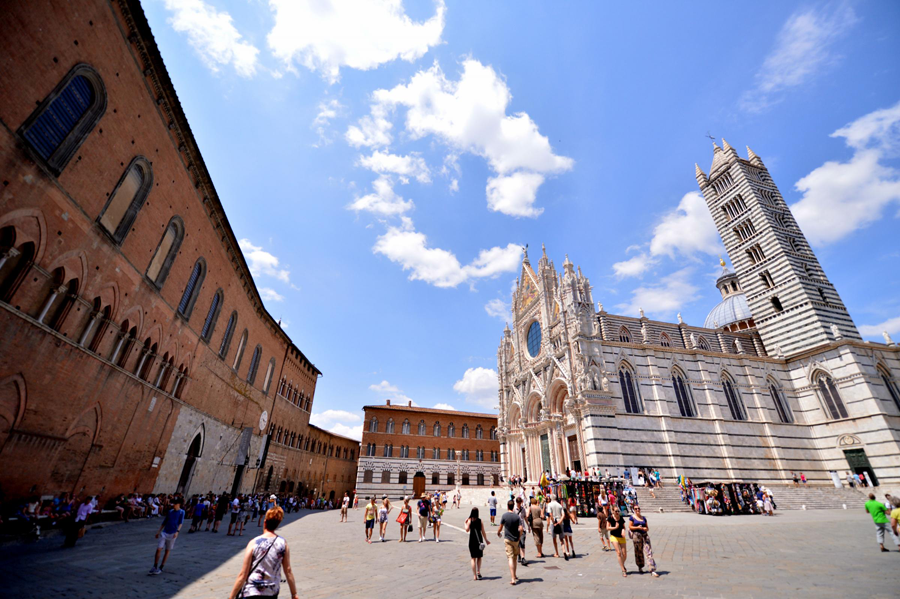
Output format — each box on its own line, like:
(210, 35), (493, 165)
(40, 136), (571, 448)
(150, 497), (184, 575)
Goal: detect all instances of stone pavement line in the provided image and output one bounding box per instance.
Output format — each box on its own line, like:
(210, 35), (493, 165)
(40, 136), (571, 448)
(1, 508), (898, 598)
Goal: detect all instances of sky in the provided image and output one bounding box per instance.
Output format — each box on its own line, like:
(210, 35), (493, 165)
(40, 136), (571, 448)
(142, 0), (900, 440)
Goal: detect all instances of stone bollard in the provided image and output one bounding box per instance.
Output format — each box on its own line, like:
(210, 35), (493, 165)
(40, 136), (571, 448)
(801, 505), (806, 510)
(843, 504), (847, 509)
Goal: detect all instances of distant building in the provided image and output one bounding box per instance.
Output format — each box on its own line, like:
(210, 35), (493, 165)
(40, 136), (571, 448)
(498, 142), (900, 487)
(357, 401), (500, 499)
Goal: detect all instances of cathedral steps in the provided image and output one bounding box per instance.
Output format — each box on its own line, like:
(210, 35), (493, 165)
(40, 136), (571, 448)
(633, 484), (869, 513)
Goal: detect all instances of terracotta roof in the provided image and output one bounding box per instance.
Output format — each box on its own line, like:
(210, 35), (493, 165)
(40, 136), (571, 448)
(308, 423), (360, 444)
(362, 404), (498, 419)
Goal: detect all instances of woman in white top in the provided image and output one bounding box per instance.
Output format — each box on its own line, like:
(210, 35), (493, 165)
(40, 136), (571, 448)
(229, 506), (298, 599)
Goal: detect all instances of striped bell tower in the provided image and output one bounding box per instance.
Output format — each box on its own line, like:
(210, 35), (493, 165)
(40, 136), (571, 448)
(695, 141), (860, 356)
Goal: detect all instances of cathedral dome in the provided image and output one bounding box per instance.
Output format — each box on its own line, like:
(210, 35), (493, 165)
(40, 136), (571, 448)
(704, 293), (752, 329)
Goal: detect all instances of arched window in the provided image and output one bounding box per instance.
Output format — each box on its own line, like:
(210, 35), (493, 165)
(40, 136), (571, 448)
(263, 358), (276, 395)
(200, 289), (223, 342)
(490, 426), (497, 440)
(98, 157), (153, 243)
(462, 423), (469, 438)
(20, 64), (106, 175)
(386, 419), (395, 434)
(618, 365), (642, 414)
(232, 329), (248, 370)
(697, 336), (711, 351)
(476, 425), (483, 439)
(879, 367), (900, 413)
(433, 422), (441, 437)
(672, 369), (696, 418)
(401, 419), (410, 435)
(816, 373), (848, 420)
(722, 374), (747, 421)
(448, 422), (455, 438)
(619, 327), (632, 343)
(369, 418), (378, 433)
(177, 258), (206, 319)
(218, 311), (237, 358)
(660, 333), (671, 347)
(146, 216), (184, 287)
(247, 345), (262, 384)
(769, 381), (793, 424)
(0, 229), (35, 304)
(418, 420), (426, 435)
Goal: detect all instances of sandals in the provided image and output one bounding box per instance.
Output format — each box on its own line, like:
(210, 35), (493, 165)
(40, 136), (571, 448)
(652, 572), (660, 578)
(476, 574), (482, 580)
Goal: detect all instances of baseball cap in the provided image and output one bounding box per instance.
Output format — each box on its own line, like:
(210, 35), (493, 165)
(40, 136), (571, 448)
(269, 494), (277, 501)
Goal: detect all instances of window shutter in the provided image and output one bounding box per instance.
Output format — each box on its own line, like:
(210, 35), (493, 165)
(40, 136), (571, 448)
(24, 76), (94, 159)
(201, 292), (220, 338)
(178, 262), (202, 315)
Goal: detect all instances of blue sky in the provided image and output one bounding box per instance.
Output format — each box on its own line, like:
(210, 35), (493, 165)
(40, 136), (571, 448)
(143, 0), (900, 439)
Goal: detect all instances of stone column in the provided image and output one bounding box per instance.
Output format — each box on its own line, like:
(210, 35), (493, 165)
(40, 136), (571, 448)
(0, 247), (20, 271)
(37, 285), (67, 324)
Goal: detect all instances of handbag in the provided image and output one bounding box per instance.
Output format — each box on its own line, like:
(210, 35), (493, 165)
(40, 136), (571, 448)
(396, 512), (408, 525)
(407, 523), (413, 532)
(476, 528), (486, 551)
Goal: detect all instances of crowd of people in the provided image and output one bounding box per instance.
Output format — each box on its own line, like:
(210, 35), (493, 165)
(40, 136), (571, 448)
(679, 479), (779, 516)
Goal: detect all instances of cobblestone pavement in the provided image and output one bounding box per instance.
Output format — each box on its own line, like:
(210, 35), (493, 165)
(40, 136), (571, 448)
(1, 505), (898, 598)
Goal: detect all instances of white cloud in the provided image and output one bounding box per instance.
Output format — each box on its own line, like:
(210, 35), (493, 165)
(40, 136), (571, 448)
(791, 101), (900, 245)
(309, 410), (363, 440)
(267, 0), (446, 84)
(449, 178), (459, 192)
(453, 367), (498, 410)
(740, 3), (857, 113)
(359, 151), (431, 183)
(238, 239), (290, 284)
(345, 104), (393, 148)
(433, 403), (456, 411)
(486, 172), (545, 218)
(369, 380), (401, 393)
(859, 316), (900, 338)
(614, 191), (721, 279)
(485, 298), (509, 320)
(348, 177), (415, 216)
(312, 99), (345, 146)
(163, 0), (260, 77)
(258, 287), (284, 302)
(616, 267), (700, 318)
(351, 59), (572, 216)
(373, 219), (520, 288)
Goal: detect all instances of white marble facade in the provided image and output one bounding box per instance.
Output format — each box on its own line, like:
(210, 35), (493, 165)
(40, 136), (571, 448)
(498, 145), (900, 489)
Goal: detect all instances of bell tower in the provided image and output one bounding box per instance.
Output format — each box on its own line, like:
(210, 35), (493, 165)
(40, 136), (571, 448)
(695, 140), (860, 356)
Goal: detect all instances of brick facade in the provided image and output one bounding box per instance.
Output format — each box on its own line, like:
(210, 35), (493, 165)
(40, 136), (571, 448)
(0, 0), (357, 504)
(357, 402), (500, 498)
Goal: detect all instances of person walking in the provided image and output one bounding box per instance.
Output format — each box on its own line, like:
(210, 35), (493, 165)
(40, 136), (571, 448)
(791, 472), (799, 487)
(417, 493), (431, 542)
(488, 491), (498, 526)
(866, 493), (900, 552)
(800, 472), (807, 485)
(188, 497), (205, 533)
(890, 496), (900, 543)
(228, 506), (298, 599)
(527, 497), (545, 557)
(340, 493), (349, 523)
(497, 500), (524, 586)
(397, 497), (412, 542)
(514, 496), (528, 567)
(561, 503), (575, 560)
(608, 508), (628, 577)
(149, 497), (184, 575)
(627, 505), (659, 577)
(378, 495), (392, 542)
(431, 498), (443, 542)
(63, 496), (93, 548)
(465, 507), (490, 580)
(364, 497), (376, 544)
(547, 494), (565, 558)
(597, 500), (612, 552)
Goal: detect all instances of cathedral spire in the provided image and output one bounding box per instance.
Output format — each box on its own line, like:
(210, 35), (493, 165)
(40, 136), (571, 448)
(747, 145), (763, 166)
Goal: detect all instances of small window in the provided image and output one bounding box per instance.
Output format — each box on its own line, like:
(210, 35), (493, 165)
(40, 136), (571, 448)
(447, 473), (454, 486)
(771, 296), (783, 312)
(401, 419), (410, 435)
(448, 423), (455, 438)
(386, 419), (395, 434)
(247, 345), (262, 385)
(232, 329), (248, 370)
(398, 471), (408, 484)
(722, 375), (747, 421)
(448, 448), (456, 460)
(433, 447), (440, 460)
(818, 288), (828, 304)
(369, 418), (378, 433)
(177, 258), (207, 319)
(697, 336), (711, 351)
(477, 473), (485, 486)
(146, 217), (184, 287)
(433, 422), (441, 436)
(462, 473), (470, 486)
(462, 423), (469, 438)
(619, 366), (642, 414)
(20, 65), (106, 174)
(432, 472), (440, 485)
(99, 158), (153, 243)
(418, 420), (426, 435)
(619, 326), (632, 343)
(381, 470), (391, 484)
(218, 311), (237, 358)
(769, 382), (793, 424)
(363, 470), (373, 483)
(200, 290), (223, 342)
(660, 333), (671, 347)
(475, 425), (483, 439)
(527, 321), (542, 357)
(673, 371), (696, 418)
(759, 270), (774, 289)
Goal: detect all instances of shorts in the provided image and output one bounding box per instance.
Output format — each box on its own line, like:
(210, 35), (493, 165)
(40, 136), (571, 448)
(365, 519), (375, 529)
(341, 506), (348, 514)
(599, 529), (609, 539)
(489, 508), (497, 517)
(157, 531), (177, 550)
(230, 512), (239, 524)
(418, 515), (428, 529)
(611, 534), (626, 545)
(552, 524), (564, 539)
(504, 539), (520, 559)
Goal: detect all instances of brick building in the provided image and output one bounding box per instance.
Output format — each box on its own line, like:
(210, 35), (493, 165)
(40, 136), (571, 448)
(0, 0), (356, 504)
(357, 401), (500, 499)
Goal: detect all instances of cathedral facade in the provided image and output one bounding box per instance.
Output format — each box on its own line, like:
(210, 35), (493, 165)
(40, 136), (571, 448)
(497, 142), (900, 488)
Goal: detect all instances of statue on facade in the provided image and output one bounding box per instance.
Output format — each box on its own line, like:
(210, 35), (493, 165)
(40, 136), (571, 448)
(592, 370), (601, 391)
(677, 312), (684, 324)
(735, 339), (744, 354)
(690, 332), (698, 348)
(831, 323), (842, 340)
(601, 372), (610, 391)
(884, 331), (895, 346)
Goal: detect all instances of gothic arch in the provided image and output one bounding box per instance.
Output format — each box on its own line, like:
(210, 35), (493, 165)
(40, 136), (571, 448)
(64, 403), (102, 444)
(0, 208), (47, 265)
(143, 323), (163, 349)
(120, 304), (145, 338)
(50, 403), (100, 494)
(547, 378), (568, 413)
(94, 281), (120, 321)
(188, 423), (206, 458)
(524, 392), (543, 422)
(46, 249), (88, 294)
(0, 374), (27, 453)
(507, 402), (522, 428)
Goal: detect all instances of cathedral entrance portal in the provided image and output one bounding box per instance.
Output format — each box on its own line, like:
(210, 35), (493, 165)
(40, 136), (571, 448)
(540, 434), (551, 475)
(567, 435), (581, 472)
(844, 448), (878, 486)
